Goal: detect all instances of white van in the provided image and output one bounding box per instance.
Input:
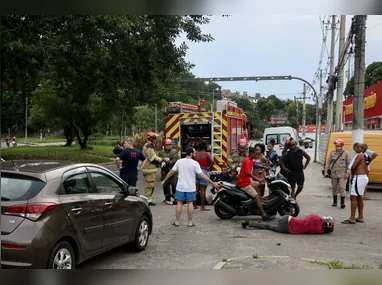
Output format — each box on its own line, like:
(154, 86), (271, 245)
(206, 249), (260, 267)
(263, 127), (299, 157)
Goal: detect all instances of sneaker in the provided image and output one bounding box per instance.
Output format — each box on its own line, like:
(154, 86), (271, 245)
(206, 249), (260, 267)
(241, 221), (249, 228)
(149, 202), (156, 206)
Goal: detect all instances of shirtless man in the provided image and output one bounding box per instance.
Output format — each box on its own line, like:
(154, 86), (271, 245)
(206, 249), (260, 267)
(342, 143), (369, 224)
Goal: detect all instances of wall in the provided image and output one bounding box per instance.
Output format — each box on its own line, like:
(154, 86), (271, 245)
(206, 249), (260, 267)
(317, 134), (329, 165)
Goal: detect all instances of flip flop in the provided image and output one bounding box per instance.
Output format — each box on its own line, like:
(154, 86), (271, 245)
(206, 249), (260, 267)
(172, 222), (180, 227)
(355, 219), (365, 223)
(341, 220), (356, 224)
(188, 222), (195, 227)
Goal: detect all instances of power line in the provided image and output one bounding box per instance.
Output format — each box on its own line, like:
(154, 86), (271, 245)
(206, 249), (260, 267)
(168, 90), (304, 97)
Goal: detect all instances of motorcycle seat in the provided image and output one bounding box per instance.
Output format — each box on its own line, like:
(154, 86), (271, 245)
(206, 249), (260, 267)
(218, 181), (237, 189)
(260, 194), (280, 207)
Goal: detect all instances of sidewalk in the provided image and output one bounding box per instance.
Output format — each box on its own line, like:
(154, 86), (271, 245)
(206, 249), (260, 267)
(215, 255), (329, 269)
(213, 161), (382, 269)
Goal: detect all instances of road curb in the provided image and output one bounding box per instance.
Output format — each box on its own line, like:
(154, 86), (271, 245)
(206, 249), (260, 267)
(212, 255), (326, 269)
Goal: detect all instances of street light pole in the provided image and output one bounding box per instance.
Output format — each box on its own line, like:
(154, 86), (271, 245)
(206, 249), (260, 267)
(25, 95), (28, 143)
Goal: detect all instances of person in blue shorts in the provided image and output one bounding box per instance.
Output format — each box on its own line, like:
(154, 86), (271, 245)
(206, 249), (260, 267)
(161, 147), (219, 227)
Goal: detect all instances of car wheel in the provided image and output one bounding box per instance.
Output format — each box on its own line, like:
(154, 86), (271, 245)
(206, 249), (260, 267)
(130, 215), (150, 252)
(47, 241), (75, 269)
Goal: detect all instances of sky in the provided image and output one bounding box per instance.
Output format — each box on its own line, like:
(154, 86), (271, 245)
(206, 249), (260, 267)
(178, 15), (382, 104)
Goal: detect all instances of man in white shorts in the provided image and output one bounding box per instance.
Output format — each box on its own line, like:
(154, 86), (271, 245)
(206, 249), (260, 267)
(349, 142), (378, 198)
(342, 143), (369, 224)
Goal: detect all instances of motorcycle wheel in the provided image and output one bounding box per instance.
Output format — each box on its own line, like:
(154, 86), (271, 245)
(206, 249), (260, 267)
(278, 203), (300, 217)
(214, 203), (234, 220)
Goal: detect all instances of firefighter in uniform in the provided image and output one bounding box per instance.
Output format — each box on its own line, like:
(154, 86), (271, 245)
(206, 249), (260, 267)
(227, 138), (249, 180)
(141, 132), (164, 206)
(158, 138), (179, 205)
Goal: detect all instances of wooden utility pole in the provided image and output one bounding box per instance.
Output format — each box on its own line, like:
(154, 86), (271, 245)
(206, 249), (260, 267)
(335, 15), (346, 131)
(325, 15), (337, 134)
(352, 15), (367, 151)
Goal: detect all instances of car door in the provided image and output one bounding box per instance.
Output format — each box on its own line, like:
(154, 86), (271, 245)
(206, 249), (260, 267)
(86, 167), (135, 248)
(58, 167), (104, 255)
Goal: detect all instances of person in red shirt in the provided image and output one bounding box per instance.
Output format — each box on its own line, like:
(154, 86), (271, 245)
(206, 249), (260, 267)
(238, 147), (274, 221)
(241, 214), (335, 234)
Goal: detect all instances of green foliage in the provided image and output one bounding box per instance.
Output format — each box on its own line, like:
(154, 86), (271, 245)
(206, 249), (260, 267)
(344, 61), (382, 99)
(1, 145), (114, 163)
(1, 15), (218, 148)
(309, 259), (372, 269)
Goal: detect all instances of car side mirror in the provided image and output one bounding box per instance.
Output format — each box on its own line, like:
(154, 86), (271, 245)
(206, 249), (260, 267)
(127, 186), (138, 196)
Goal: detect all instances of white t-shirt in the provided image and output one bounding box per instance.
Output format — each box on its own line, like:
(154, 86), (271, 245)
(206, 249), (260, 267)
(172, 158), (203, 192)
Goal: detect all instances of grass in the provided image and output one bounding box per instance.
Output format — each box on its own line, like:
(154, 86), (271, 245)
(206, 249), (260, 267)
(1, 145), (116, 164)
(309, 260), (375, 269)
(2, 135), (122, 144)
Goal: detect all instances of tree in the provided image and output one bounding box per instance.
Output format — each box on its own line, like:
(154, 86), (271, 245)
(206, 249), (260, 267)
(0, 16), (47, 134)
(343, 61), (382, 99)
(19, 15), (216, 149)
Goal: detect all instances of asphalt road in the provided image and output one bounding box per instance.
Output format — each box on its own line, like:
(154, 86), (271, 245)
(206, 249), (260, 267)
(79, 148), (382, 269)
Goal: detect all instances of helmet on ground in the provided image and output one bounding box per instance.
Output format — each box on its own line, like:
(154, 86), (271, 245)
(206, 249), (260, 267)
(238, 138), (247, 146)
(147, 132), (158, 139)
(321, 216), (335, 233)
(164, 139), (172, 145)
(334, 139), (344, 147)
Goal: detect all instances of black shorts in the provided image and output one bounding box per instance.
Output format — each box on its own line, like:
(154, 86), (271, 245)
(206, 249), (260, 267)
(287, 171), (305, 186)
(120, 172), (138, 187)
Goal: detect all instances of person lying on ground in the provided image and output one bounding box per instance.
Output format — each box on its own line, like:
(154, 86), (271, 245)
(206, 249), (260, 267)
(241, 214), (334, 234)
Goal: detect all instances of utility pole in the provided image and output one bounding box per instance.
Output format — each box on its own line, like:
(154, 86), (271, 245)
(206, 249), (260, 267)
(25, 95), (28, 143)
(335, 15), (346, 132)
(325, 15), (336, 134)
(352, 15), (367, 152)
(314, 69), (323, 162)
(347, 55), (351, 81)
(302, 84), (306, 139)
(154, 104), (158, 134)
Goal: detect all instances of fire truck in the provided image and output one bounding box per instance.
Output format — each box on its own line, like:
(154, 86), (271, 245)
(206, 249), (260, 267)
(164, 100), (248, 172)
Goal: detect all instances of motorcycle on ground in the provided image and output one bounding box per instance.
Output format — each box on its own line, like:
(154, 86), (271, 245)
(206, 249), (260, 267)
(212, 172), (300, 219)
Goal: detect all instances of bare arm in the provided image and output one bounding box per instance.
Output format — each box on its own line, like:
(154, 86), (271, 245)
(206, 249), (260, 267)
(115, 157), (122, 169)
(370, 152), (378, 161)
(302, 150), (311, 169)
(138, 159), (148, 171)
(199, 172), (219, 188)
(207, 153), (214, 171)
(249, 173), (263, 182)
(161, 169), (175, 185)
(280, 154), (288, 172)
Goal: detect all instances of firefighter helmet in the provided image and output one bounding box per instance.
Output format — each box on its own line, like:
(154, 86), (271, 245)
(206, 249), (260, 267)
(147, 132), (158, 139)
(238, 138), (247, 146)
(334, 139), (344, 147)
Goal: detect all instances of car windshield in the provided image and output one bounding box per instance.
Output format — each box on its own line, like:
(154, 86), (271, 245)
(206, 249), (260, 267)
(1, 175), (46, 201)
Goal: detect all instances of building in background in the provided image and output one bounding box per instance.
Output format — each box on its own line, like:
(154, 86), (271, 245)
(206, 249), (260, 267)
(298, 124), (326, 140)
(343, 81), (382, 130)
(268, 115), (288, 125)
